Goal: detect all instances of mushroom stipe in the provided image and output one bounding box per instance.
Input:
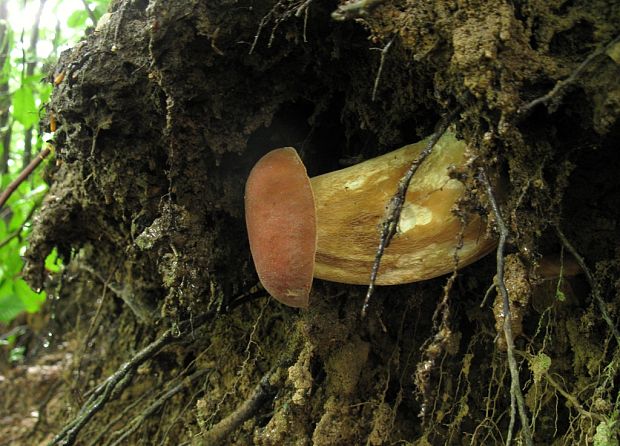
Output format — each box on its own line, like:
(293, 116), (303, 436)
(244, 132), (496, 308)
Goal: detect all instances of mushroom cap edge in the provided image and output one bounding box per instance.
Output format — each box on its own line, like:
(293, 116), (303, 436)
(244, 147), (317, 308)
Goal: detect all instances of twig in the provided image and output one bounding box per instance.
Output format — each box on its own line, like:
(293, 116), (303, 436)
(0, 145), (52, 211)
(86, 390), (151, 446)
(361, 106), (461, 317)
(80, 0), (98, 27)
(0, 198), (42, 248)
(544, 372), (604, 421)
(371, 36), (395, 101)
(518, 33), (620, 117)
(249, 7), (274, 54)
(480, 169), (533, 446)
(480, 281), (496, 308)
(554, 225), (620, 345)
(197, 343), (298, 445)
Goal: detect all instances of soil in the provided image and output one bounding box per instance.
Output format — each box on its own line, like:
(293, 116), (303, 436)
(1, 0), (619, 444)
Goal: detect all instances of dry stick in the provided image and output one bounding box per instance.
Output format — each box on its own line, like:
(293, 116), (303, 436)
(249, 5), (276, 54)
(0, 145), (51, 211)
(199, 345), (298, 445)
(554, 226), (620, 346)
(361, 106), (461, 318)
(480, 169), (533, 446)
(518, 33), (620, 117)
(371, 36), (395, 102)
(47, 311), (216, 446)
(0, 198), (41, 248)
(80, 0), (98, 27)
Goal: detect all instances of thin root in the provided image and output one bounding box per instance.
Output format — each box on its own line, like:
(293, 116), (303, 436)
(480, 169), (533, 446)
(362, 106), (462, 318)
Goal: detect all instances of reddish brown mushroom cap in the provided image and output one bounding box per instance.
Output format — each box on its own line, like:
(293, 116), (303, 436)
(244, 148), (316, 308)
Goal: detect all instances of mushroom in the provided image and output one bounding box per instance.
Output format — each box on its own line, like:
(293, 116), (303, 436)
(244, 132), (496, 308)
(244, 147), (316, 308)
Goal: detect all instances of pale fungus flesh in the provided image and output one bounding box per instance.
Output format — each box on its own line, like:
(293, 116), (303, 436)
(312, 132), (496, 284)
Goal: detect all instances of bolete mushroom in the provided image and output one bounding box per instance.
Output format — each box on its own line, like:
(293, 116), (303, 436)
(244, 132), (496, 308)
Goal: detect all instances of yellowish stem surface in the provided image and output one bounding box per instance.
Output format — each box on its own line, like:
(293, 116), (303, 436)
(311, 132), (496, 285)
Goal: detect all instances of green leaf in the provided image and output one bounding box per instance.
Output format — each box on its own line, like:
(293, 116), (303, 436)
(0, 278), (45, 324)
(0, 248), (21, 277)
(67, 10), (89, 29)
(12, 86), (39, 128)
(0, 285), (26, 324)
(45, 249), (63, 273)
(38, 83), (53, 104)
(15, 279), (45, 313)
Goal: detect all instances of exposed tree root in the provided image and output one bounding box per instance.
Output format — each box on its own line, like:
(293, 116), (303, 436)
(555, 225), (620, 346)
(517, 33), (620, 117)
(47, 310), (216, 446)
(480, 169), (533, 446)
(362, 106), (462, 317)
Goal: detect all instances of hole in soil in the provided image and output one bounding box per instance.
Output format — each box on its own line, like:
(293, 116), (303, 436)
(245, 98), (347, 177)
(561, 120), (620, 261)
(311, 354), (327, 386)
(549, 20), (595, 60)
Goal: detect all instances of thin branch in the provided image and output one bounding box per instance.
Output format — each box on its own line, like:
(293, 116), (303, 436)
(0, 0), (12, 176)
(80, 0), (98, 27)
(554, 225), (620, 345)
(249, 8), (274, 54)
(361, 106), (461, 317)
(294, 0), (312, 17)
(86, 389), (151, 446)
(371, 36), (395, 101)
(0, 145), (52, 211)
(480, 169), (533, 446)
(518, 33), (620, 117)
(0, 198), (41, 248)
(47, 287), (259, 446)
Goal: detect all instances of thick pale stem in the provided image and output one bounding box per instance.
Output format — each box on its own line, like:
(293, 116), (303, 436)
(311, 132), (496, 285)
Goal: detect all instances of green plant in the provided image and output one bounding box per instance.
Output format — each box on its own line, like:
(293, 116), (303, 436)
(0, 0), (110, 327)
